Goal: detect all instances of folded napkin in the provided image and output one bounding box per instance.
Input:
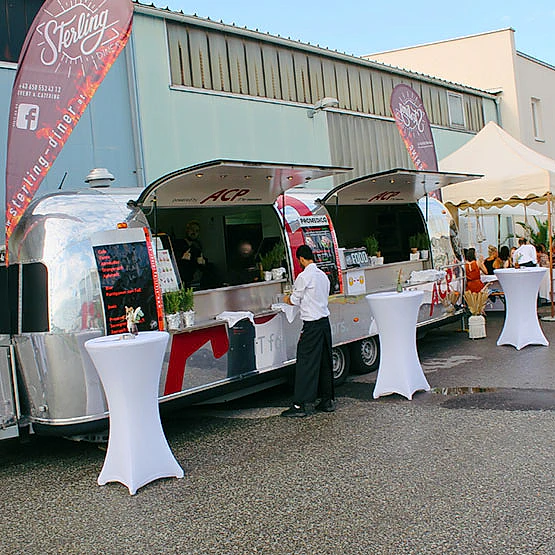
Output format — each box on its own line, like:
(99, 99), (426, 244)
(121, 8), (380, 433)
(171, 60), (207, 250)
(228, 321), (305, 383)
(271, 303), (300, 323)
(216, 311), (255, 328)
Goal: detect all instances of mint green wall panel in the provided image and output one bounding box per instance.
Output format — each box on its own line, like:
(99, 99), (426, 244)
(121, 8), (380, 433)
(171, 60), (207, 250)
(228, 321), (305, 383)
(132, 14), (332, 186)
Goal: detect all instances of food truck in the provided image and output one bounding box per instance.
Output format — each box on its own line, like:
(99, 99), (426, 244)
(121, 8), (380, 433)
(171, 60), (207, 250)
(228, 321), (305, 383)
(0, 160), (474, 441)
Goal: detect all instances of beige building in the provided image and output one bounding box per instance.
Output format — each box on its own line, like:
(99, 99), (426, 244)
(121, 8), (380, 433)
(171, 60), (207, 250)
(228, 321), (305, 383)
(365, 29), (555, 160)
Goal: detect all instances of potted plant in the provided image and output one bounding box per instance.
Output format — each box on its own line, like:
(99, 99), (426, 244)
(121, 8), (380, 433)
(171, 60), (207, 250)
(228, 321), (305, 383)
(180, 286), (195, 327)
(260, 243), (285, 280)
(409, 235), (420, 260)
(464, 288), (490, 339)
(417, 232), (430, 260)
(163, 289), (182, 331)
(364, 235), (379, 257)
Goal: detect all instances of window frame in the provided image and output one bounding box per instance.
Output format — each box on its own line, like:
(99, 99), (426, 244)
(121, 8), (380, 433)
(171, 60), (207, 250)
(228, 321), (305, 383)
(446, 91), (466, 128)
(531, 97), (544, 142)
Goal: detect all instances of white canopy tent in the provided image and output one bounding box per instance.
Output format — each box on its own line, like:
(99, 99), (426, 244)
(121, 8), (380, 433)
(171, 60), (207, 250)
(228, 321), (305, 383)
(440, 121), (555, 208)
(440, 121), (555, 316)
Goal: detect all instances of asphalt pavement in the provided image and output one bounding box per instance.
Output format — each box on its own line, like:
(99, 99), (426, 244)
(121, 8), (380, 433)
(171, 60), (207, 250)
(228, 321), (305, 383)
(0, 309), (554, 555)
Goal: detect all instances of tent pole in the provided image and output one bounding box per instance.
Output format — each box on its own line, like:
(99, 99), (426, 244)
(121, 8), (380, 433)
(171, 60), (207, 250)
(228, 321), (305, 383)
(550, 192), (554, 319)
(541, 191), (555, 321)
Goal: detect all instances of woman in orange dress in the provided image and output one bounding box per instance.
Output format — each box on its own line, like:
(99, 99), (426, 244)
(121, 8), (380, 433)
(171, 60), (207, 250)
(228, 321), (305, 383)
(465, 248), (485, 292)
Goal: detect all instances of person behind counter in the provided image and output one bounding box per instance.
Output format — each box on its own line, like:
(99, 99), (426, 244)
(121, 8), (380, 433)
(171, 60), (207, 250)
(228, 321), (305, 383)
(281, 244), (334, 418)
(175, 221), (220, 289)
(228, 240), (260, 285)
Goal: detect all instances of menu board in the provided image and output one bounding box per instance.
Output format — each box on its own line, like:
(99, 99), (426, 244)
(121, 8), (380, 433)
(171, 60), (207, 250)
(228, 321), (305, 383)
(92, 228), (164, 335)
(153, 237), (180, 293)
(299, 216), (341, 294)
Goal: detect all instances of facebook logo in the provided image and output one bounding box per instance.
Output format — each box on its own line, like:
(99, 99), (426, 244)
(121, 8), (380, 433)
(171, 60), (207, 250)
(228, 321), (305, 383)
(16, 104), (40, 131)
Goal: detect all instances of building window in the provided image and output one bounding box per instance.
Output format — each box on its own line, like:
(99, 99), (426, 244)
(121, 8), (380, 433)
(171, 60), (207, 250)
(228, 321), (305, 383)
(447, 92), (465, 127)
(531, 97), (544, 141)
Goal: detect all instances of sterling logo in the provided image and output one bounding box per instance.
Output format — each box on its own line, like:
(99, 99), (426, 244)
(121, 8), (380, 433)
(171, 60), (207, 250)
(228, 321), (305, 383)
(16, 104), (40, 131)
(36, 1), (120, 68)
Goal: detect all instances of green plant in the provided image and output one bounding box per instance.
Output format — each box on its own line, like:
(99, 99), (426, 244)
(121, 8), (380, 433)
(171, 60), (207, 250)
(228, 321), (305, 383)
(364, 235), (379, 257)
(417, 232), (430, 250)
(259, 242), (285, 271)
(180, 286), (195, 312)
(163, 289), (181, 314)
(409, 235), (419, 249)
(516, 217), (554, 246)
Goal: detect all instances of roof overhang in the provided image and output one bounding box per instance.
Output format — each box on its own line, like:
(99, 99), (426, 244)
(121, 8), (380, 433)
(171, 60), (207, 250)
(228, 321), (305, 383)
(320, 168), (483, 205)
(137, 160), (351, 208)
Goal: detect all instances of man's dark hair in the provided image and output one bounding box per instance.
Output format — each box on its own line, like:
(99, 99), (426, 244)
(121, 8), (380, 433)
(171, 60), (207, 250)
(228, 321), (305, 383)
(296, 244), (314, 261)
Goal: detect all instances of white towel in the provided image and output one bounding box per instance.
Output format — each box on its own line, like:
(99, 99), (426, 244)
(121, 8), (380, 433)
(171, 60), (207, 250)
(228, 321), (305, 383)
(216, 311), (255, 328)
(271, 303), (300, 323)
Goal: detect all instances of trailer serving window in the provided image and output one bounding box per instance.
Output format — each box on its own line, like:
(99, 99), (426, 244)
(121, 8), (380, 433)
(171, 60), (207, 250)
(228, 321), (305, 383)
(331, 203), (427, 263)
(147, 205), (287, 290)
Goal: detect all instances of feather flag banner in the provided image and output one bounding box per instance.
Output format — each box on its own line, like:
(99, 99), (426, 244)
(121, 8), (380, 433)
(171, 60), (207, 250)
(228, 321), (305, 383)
(4, 0), (133, 264)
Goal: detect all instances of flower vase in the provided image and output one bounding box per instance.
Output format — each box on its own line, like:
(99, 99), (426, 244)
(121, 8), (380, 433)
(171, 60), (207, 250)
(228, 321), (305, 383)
(468, 315), (486, 339)
(166, 312), (182, 331)
(182, 310), (195, 328)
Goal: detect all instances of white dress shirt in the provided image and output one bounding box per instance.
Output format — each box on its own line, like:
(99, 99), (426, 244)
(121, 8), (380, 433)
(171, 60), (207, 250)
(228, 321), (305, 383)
(289, 262), (331, 321)
(513, 243), (537, 266)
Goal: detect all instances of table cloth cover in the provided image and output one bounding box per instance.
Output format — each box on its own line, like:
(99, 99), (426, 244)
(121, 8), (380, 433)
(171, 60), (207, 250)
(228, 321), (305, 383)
(85, 331), (183, 495)
(538, 268), (555, 301)
(366, 290), (429, 400)
(494, 268), (549, 350)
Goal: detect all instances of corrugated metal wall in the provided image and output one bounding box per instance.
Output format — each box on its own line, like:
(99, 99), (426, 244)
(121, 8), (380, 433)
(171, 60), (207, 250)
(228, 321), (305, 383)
(166, 21), (486, 133)
(327, 112), (413, 184)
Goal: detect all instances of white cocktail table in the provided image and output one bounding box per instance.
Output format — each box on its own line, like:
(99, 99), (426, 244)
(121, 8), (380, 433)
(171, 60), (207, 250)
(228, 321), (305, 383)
(366, 290), (429, 400)
(494, 268), (549, 350)
(85, 331), (183, 494)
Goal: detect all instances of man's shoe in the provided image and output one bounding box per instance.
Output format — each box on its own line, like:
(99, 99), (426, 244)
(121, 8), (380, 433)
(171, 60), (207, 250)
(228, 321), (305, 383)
(315, 399), (336, 412)
(280, 404), (309, 417)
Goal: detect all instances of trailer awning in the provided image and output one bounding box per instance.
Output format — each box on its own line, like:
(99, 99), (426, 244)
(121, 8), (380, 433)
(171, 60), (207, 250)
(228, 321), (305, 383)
(320, 168), (482, 206)
(137, 160), (350, 208)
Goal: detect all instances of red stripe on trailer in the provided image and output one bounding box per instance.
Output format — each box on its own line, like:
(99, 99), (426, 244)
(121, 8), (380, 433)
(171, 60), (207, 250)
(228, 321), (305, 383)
(164, 325), (229, 395)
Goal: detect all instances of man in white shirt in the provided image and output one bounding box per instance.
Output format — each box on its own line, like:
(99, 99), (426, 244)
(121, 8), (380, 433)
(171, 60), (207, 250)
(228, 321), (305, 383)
(281, 245), (334, 417)
(513, 237), (537, 268)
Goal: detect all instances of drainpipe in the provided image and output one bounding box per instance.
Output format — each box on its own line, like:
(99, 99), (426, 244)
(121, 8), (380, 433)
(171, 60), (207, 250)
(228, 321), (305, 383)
(485, 89), (503, 127)
(125, 33), (146, 190)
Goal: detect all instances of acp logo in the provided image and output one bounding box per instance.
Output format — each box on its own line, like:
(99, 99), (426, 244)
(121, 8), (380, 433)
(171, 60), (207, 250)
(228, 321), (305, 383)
(16, 104), (40, 131)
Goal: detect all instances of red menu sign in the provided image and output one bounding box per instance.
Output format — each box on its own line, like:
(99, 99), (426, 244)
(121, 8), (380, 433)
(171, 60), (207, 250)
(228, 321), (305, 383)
(92, 228), (164, 335)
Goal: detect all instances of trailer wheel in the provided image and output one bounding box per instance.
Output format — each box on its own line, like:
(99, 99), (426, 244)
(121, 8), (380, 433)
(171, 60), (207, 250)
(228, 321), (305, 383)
(332, 345), (350, 386)
(350, 336), (380, 374)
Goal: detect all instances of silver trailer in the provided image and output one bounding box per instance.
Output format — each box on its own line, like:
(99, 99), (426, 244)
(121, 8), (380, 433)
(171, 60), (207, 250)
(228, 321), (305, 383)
(0, 160), (473, 440)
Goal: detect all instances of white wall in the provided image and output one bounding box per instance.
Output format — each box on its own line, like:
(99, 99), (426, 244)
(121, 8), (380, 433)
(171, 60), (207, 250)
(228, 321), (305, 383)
(515, 54), (555, 159)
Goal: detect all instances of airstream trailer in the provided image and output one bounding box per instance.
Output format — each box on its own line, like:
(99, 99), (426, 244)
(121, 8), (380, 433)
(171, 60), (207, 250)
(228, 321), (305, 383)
(0, 160), (474, 441)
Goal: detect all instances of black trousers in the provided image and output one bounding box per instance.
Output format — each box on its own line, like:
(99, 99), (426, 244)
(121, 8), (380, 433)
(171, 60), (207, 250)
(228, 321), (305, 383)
(519, 261), (537, 267)
(294, 317), (334, 405)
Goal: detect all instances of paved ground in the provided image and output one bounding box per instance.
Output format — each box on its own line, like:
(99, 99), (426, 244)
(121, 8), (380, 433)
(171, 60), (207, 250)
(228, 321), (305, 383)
(1, 309), (554, 554)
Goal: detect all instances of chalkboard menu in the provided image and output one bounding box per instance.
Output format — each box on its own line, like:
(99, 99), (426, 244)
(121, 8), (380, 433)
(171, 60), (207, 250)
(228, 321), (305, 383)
(299, 216), (341, 294)
(92, 227), (164, 335)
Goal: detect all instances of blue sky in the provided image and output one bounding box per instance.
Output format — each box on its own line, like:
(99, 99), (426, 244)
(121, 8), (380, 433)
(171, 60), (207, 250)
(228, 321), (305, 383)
(144, 0), (555, 66)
